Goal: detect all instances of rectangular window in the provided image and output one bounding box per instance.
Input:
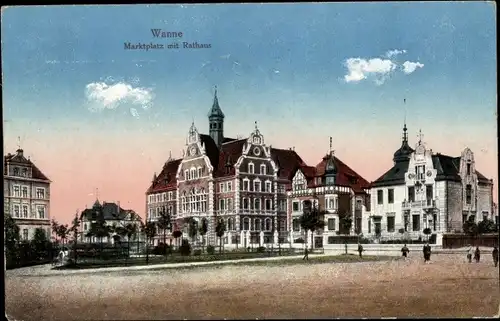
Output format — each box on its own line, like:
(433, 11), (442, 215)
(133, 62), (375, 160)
(13, 186), (20, 197)
(265, 182), (271, 192)
(243, 198), (249, 210)
(243, 180), (249, 191)
(22, 205), (29, 218)
(36, 206), (45, 219)
(254, 199), (261, 210)
(433, 214), (437, 230)
(198, 167), (202, 178)
(377, 190), (384, 205)
(261, 165), (267, 175)
(466, 163), (471, 175)
(293, 219), (300, 231)
(387, 216), (395, 232)
(408, 186), (415, 202)
(368, 220), (371, 233)
(163, 193), (167, 202)
(292, 201), (299, 212)
(185, 170), (189, 181)
(23, 229), (29, 240)
(466, 185), (472, 204)
(425, 185), (433, 200)
(388, 189), (394, 204)
(168, 192), (173, 201)
(36, 188), (45, 199)
(328, 218), (336, 230)
(219, 199), (225, 211)
(220, 183), (225, 193)
(13, 205), (20, 218)
(227, 182), (232, 191)
(248, 164), (254, 174)
(416, 165), (426, 180)
(412, 215), (420, 231)
(265, 199), (272, 210)
(22, 186), (28, 198)
(191, 169), (196, 179)
(227, 198), (233, 210)
(254, 181), (261, 192)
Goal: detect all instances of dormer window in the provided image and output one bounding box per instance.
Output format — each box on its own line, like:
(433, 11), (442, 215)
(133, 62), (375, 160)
(13, 167), (19, 176)
(260, 164), (266, 175)
(22, 168), (27, 177)
(248, 163), (254, 174)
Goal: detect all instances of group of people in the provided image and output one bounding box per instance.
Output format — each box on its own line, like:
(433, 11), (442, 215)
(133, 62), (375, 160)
(467, 245), (498, 266)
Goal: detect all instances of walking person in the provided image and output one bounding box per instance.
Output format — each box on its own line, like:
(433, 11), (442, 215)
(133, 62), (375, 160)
(423, 243), (431, 263)
(474, 247), (481, 263)
(492, 246), (499, 267)
(401, 244), (410, 260)
(302, 247), (309, 261)
(357, 243), (364, 258)
(467, 245), (473, 263)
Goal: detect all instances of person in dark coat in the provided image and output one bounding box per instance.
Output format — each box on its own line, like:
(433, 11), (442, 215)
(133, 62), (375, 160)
(303, 247), (309, 260)
(357, 243), (364, 258)
(492, 247), (499, 267)
(423, 243), (431, 263)
(474, 247), (481, 263)
(401, 244), (410, 260)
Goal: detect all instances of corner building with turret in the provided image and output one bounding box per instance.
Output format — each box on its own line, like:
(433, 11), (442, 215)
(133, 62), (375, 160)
(146, 89), (371, 247)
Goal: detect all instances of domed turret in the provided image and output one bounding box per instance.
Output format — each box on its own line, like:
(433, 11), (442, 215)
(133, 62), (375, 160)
(393, 123), (414, 163)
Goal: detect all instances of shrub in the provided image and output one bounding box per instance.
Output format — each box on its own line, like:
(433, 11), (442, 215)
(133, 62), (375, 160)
(206, 245), (215, 255)
(256, 246), (266, 253)
(179, 239), (191, 256)
(193, 249), (202, 256)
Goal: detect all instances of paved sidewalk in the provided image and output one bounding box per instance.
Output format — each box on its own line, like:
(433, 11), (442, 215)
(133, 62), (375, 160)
(6, 254), (317, 277)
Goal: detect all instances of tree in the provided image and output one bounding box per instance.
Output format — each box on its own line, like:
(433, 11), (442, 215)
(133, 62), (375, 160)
(199, 218), (208, 251)
(299, 202), (326, 250)
(141, 221), (157, 264)
(215, 218), (226, 253)
(477, 218), (498, 234)
(124, 223), (138, 259)
(423, 228), (432, 242)
(68, 213), (80, 264)
(5, 214), (20, 266)
(57, 224), (69, 248)
(172, 230), (182, 249)
(463, 216), (478, 237)
(32, 228), (49, 259)
(51, 219), (60, 244)
(187, 218), (198, 246)
(156, 209), (172, 257)
(339, 214), (353, 236)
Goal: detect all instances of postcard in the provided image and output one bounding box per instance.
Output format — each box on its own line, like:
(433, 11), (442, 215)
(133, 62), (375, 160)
(3, 3), (498, 320)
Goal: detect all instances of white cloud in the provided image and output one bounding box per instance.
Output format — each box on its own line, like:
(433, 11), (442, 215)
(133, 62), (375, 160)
(402, 61), (424, 74)
(385, 49), (407, 58)
(344, 58), (397, 84)
(85, 81), (154, 112)
(129, 107), (140, 119)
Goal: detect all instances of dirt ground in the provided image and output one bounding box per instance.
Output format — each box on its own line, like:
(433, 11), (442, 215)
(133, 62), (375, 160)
(5, 254), (499, 319)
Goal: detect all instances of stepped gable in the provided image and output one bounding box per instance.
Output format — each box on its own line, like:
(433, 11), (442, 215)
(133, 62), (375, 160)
(147, 159), (182, 194)
(215, 138), (247, 177)
(315, 156), (370, 193)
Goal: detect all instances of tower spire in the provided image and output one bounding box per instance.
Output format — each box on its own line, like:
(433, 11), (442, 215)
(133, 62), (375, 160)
(402, 98), (408, 144)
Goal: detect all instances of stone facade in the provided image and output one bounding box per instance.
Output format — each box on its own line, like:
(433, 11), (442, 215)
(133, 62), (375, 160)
(4, 148), (51, 240)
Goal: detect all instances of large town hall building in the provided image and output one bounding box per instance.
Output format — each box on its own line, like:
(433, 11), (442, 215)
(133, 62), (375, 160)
(146, 89), (371, 247)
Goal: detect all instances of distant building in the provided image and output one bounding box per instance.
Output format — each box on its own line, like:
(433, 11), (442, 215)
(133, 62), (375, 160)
(3, 148), (51, 240)
(367, 125), (495, 240)
(79, 200), (142, 243)
(146, 89), (370, 247)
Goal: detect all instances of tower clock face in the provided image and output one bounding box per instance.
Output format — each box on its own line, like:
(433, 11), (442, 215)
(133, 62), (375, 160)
(426, 170), (432, 177)
(190, 146), (196, 156)
(253, 147), (261, 156)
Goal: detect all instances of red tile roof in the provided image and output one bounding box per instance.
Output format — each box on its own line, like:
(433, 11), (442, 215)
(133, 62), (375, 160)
(147, 159), (182, 194)
(314, 155), (370, 193)
(215, 138), (247, 177)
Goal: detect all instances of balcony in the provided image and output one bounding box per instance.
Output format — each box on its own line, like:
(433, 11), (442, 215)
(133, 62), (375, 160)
(402, 199), (436, 210)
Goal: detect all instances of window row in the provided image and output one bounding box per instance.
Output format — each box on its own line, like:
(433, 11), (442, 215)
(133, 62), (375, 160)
(240, 217), (286, 231)
(377, 185), (434, 205)
(367, 214), (438, 234)
(292, 218), (334, 232)
(12, 204), (46, 219)
(148, 191), (175, 204)
(246, 163), (269, 175)
(148, 206), (175, 219)
(241, 198), (274, 211)
(291, 200), (318, 212)
(184, 166), (204, 181)
(219, 181), (233, 193)
(180, 193), (208, 213)
(219, 198), (233, 211)
(12, 167), (30, 177)
(11, 186), (46, 199)
(241, 179), (273, 193)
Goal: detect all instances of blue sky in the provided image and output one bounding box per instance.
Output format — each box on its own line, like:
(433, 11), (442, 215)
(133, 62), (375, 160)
(2, 3), (497, 221)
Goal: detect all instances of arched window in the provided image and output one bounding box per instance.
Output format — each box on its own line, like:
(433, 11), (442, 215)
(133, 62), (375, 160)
(265, 218), (272, 231)
(254, 218), (261, 231)
(248, 163), (254, 174)
(243, 217), (250, 231)
(260, 164), (267, 175)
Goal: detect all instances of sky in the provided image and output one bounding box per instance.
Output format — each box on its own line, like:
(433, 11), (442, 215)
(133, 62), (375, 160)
(2, 3), (497, 224)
